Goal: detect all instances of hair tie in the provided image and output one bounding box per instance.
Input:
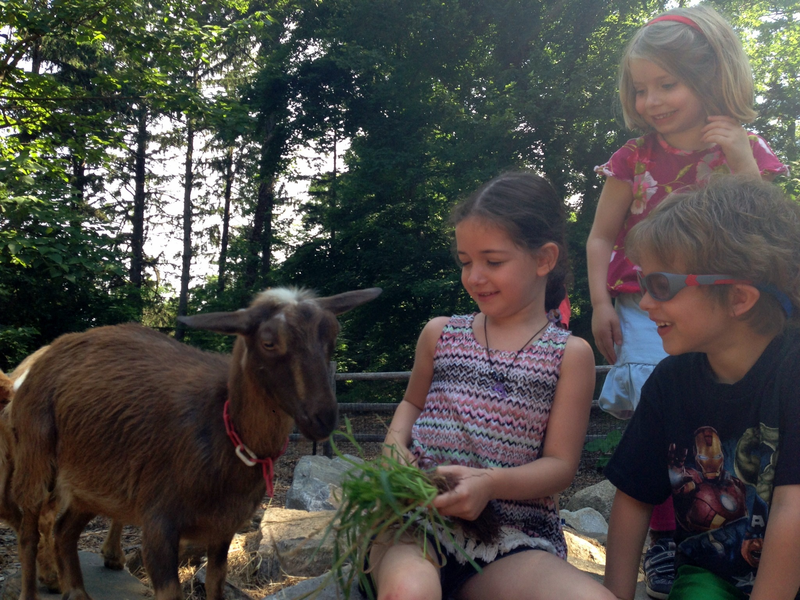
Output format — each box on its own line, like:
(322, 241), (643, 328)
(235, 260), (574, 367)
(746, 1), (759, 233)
(547, 308), (568, 329)
(646, 15), (704, 34)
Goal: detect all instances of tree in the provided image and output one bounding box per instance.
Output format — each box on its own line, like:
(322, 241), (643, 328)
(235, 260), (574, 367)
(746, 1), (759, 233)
(0, 0), (139, 367)
(725, 0), (800, 196)
(275, 0), (667, 372)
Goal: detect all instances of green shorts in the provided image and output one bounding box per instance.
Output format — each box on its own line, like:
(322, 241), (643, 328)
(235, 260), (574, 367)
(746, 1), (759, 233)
(668, 565), (747, 600)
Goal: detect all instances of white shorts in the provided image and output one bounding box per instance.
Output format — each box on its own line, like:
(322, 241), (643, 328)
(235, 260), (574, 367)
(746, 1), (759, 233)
(597, 293), (668, 419)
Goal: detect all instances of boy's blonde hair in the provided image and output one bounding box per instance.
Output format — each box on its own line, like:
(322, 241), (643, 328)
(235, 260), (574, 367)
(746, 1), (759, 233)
(626, 176), (800, 332)
(619, 5), (756, 131)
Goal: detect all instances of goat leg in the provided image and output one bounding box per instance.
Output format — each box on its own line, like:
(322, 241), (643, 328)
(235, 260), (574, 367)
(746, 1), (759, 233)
(203, 539), (232, 600)
(54, 507), (95, 600)
(18, 506), (42, 600)
(141, 521), (182, 600)
(35, 496), (60, 592)
(100, 520), (125, 570)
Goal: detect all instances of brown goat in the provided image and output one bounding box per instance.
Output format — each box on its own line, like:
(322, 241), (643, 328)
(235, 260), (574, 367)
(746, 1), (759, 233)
(0, 347), (61, 591)
(11, 286), (381, 600)
(0, 347), (127, 592)
(0, 369), (12, 406)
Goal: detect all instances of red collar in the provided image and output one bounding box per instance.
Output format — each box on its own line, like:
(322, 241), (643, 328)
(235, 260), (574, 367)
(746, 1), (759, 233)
(223, 400), (288, 497)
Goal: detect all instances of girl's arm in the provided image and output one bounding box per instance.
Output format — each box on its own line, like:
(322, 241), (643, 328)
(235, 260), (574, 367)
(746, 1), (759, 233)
(586, 177), (635, 365)
(701, 116), (761, 178)
(750, 484), (800, 600)
(433, 334), (595, 519)
(604, 489), (653, 600)
(382, 316), (448, 462)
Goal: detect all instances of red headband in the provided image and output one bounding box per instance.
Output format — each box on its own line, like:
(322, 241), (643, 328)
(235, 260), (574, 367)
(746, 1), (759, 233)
(646, 15), (703, 34)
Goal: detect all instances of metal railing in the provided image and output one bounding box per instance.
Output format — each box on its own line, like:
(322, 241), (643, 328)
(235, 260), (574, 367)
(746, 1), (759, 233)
(293, 365), (614, 453)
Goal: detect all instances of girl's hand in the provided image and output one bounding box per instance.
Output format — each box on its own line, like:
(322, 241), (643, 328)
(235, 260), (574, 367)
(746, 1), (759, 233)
(702, 116), (760, 178)
(591, 302), (621, 365)
(431, 465), (494, 521)
(383, 442), (416, 466)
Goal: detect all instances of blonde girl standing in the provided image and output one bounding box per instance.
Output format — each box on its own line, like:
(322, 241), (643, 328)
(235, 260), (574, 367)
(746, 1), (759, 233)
(366, 172), (615, 600)
(586, 6), (788, 597)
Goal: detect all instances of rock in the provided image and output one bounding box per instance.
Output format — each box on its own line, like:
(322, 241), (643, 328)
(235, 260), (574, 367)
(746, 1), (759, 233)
(1, 551), (148, 600)
(561, 507), (609, 539)
(285, 455), (362, 512)
(564, 479), (617, 522)
(258, 508), (337, 581)
(565, 529), (606, 565)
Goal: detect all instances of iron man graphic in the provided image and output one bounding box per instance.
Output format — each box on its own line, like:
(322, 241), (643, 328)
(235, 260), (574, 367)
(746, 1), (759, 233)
(669, 426), (747, 533)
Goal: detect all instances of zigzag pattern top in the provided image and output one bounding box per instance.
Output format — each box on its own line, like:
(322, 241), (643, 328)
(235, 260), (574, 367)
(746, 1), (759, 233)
(411, 314), (569, 561)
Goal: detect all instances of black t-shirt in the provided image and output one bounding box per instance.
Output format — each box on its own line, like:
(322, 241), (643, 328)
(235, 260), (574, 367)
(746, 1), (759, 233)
(606, 330), (800, 596)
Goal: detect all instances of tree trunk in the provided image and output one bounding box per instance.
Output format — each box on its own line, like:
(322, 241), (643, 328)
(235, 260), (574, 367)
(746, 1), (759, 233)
(217, 145), (234, 294)
(259, 179), (274, 281)
(130, 106), (148, 289)
(70, 151), (86, 209)
(175, 117), (195, 341)
(244, 174), (274, 289)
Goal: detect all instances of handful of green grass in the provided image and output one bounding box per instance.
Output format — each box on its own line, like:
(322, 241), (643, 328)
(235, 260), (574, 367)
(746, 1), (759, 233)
(315, 419), (481, 600)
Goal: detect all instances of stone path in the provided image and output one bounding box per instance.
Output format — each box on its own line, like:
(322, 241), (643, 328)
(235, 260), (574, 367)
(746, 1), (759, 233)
(1, 551), (148, 600)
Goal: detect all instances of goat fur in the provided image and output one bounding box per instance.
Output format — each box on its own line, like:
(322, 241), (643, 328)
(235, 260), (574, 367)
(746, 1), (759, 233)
(10, 286), (380, 600)
(0, 348), (61, 590)
(1, 346), (125, 594)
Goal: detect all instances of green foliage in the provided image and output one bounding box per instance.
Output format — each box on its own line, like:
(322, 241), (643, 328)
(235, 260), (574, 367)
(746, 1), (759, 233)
(0, 146), (136, 368)
(1, 0), (798, 379)
(584, 429), (623, 468)
(276, 0), (651, 372)
(0, 326), (39, 370)
(315, 420), (477, 600)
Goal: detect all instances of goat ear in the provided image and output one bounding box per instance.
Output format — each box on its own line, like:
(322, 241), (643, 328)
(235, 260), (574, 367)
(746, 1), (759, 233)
(177, 310), (254, 335)
(316, 287), (382, 316)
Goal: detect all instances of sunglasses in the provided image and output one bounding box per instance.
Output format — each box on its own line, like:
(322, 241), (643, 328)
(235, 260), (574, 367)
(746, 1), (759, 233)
(636, 272), (752, 302)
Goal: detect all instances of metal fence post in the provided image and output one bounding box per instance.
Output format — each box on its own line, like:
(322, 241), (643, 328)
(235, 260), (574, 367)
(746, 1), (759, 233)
(322, 361), (337, 458)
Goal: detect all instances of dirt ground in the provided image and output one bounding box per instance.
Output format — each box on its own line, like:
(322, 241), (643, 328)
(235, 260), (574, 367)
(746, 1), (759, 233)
(0, 413), (611, 598)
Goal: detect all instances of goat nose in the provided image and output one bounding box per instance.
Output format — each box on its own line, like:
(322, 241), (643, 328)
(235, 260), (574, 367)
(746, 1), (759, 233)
(294, 396), (339, 441)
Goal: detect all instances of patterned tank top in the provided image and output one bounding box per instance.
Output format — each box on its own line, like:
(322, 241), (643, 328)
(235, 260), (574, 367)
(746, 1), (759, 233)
(410, 314), (570, 562)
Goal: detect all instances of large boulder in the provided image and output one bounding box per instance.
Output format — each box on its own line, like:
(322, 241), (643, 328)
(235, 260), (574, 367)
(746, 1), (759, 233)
(564, 479), (617, 522)
(564, 529), (607, 578)
(561, 507), (609, 540)
(258, 508), (337, 581)
(285, 455), (362, 512)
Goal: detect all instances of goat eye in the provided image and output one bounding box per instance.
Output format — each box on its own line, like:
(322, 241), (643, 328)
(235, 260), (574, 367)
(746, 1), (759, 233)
(262, 340), (276, 350)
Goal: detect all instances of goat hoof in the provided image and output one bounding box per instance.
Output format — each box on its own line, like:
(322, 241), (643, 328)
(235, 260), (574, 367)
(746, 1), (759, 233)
(102, 556), (125, 571)
(37, 573), (60, 593)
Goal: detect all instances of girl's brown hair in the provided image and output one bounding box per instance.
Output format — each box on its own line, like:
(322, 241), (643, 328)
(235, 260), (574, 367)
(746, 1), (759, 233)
(619, 5), (756, 132)
(626, 176), (800, 331)
(450, 172), (570, 312)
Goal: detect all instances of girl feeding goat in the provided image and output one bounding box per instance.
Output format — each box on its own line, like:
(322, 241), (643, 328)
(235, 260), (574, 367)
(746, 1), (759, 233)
(367, 172), (615, 600)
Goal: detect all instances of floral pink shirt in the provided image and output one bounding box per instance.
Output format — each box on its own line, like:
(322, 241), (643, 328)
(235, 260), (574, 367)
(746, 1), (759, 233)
(595, 132), (789, 295)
